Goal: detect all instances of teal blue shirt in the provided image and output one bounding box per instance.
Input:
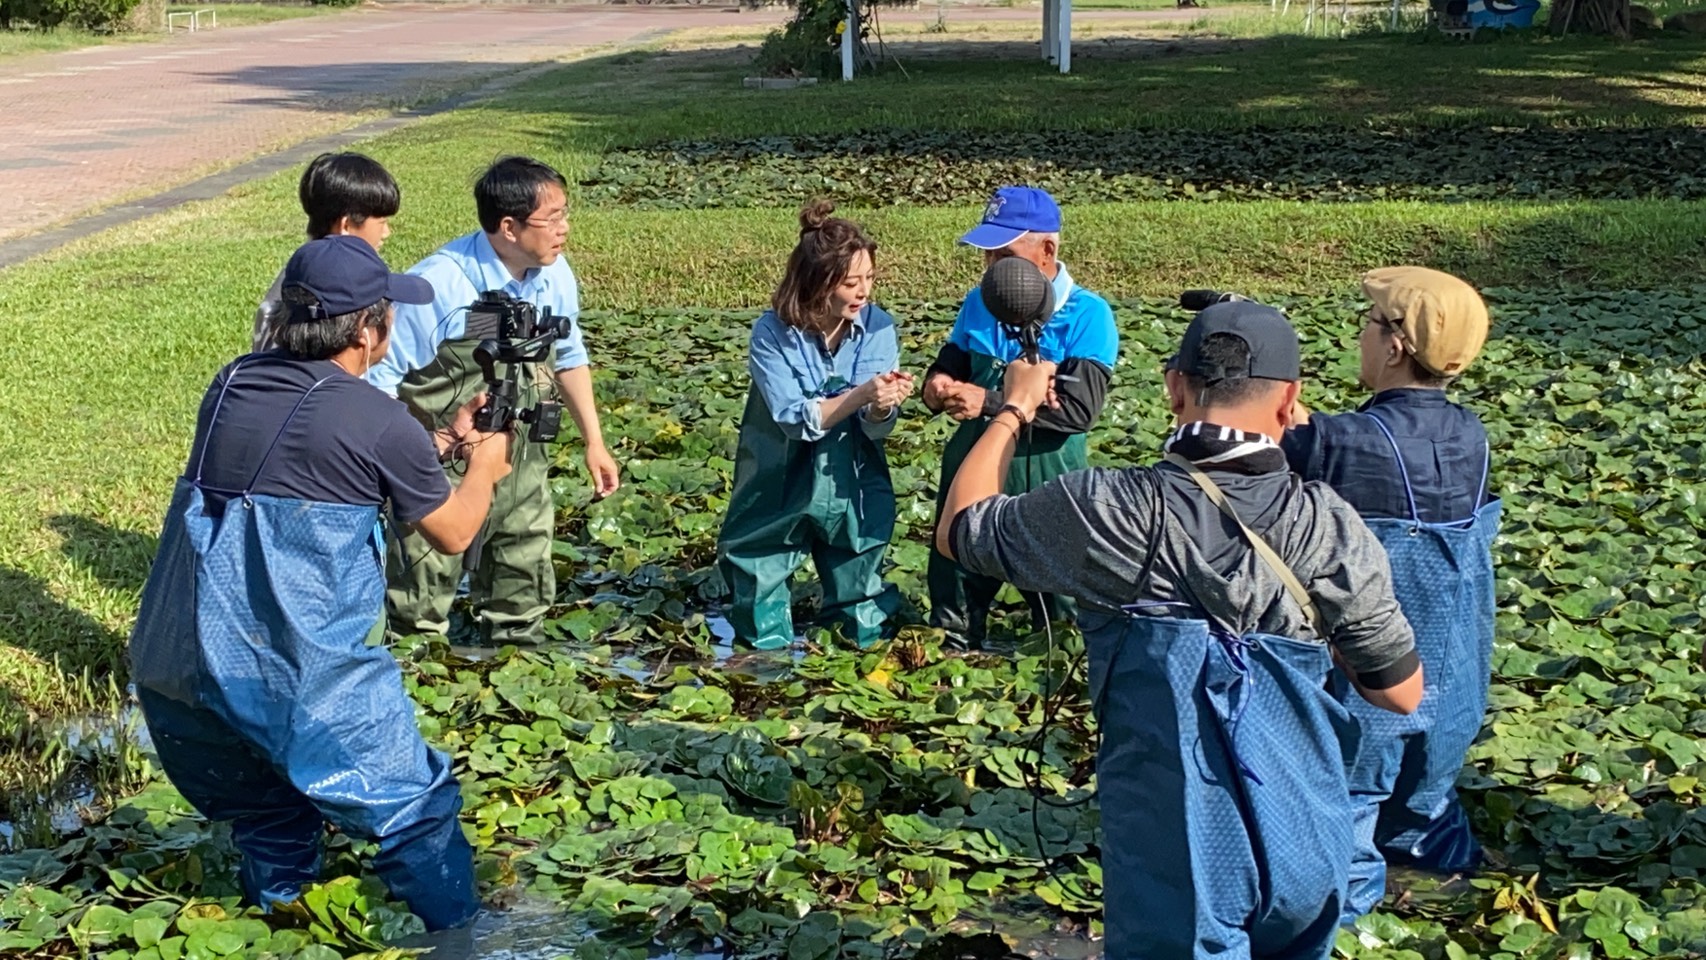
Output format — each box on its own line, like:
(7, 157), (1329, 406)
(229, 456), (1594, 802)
(948, 263), (1119, 367)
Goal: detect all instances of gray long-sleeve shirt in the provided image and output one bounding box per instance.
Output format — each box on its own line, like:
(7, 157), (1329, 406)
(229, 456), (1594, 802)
(950, 461), (1418, 687)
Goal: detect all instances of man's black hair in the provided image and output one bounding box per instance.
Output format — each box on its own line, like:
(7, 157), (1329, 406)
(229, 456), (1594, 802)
(277, 291), (391, 360)
(300, 153), (400, 240)
(475, 156), (569, 234)
(1185, 333), (1287, 407)
(1407, 356), (1453, 389)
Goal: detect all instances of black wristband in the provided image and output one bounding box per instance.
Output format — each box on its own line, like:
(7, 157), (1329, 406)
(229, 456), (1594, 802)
(998, 403), (1032, 425)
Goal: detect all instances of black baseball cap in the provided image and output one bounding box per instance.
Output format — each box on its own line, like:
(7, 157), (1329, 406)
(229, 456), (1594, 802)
(280, 235), (434, 324)
(1167, 300), (1301, 385)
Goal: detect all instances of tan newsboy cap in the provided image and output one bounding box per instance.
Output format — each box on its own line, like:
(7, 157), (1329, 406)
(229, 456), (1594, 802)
(1361, 266), (1489, 378)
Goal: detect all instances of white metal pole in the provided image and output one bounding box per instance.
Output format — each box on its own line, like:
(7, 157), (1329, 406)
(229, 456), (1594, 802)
(1057, 0), (1071, 72)
(1042, 0), (1055, 62)
(842, 0), (857, 80)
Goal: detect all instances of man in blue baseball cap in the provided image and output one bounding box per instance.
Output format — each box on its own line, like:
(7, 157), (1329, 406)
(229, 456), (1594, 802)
(129, 234), (514, 935)
(922, 186), (1120, 650)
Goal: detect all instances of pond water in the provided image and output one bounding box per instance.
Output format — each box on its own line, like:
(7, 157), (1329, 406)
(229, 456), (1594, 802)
(412, 895), (1099, 960)
(0, 705), (148, 851)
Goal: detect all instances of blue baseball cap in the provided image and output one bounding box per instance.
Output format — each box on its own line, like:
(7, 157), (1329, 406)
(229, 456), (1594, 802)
(280, 235), (433, 323)
(958, 186), (1062, 250)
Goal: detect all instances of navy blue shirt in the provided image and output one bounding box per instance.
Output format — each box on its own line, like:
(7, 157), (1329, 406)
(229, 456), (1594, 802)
(185, 353), (451, 523)
(1282, 388), (1491, 524)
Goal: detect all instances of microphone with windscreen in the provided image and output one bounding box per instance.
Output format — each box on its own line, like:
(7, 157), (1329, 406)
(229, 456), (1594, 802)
(980, 256), (1054, 364)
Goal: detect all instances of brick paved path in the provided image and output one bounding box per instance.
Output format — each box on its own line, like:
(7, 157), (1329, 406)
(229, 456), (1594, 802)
(0, 5), (786, 244)
(0, 3), (1201, 249)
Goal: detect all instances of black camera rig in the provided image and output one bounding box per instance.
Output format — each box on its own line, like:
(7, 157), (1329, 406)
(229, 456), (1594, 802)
(465, 291), (571, 444)
(460, 291), (575, 576)
(1179, 289), (1252, 312)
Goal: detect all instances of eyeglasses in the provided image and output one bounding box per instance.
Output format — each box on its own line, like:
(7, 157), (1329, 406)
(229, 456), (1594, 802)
(523, 211), (569, 228)
(1365, 309), (1402, 331)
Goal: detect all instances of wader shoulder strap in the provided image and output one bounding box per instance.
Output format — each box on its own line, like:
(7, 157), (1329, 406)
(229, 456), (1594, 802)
(1162, 453), (1327, 639)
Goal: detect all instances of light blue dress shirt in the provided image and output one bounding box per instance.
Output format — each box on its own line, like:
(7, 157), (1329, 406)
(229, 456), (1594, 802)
(368, 231), (588, 397)
(748, 304), (901, 442)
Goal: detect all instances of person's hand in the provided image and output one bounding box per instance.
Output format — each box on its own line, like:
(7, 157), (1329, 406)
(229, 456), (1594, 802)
(868, 371), (916, 418)
(435, 392), (489, 459)
(940, 383), (989, 421)
(465, 426), (513, 481)
(585, 443), (621, 499)
(1002, 358), (1057, 420)
(921, 372), (956, 412)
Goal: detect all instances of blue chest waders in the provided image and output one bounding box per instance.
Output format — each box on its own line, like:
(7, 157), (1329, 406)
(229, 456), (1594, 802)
(1337, 414), (1500, 920)
(1092, 456), (1356, 960)
(128, 358), (479, 931)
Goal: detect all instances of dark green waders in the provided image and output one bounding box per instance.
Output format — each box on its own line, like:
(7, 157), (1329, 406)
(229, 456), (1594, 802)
(716, 390), (901, 650)
(927, 352), (1084, 647)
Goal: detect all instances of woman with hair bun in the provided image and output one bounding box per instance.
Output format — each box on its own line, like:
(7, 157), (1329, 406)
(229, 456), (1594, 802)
(716, 200), (916, 650)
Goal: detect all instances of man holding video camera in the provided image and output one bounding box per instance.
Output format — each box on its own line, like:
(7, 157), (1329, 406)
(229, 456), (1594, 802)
(130, 235), (512, 933)
(370, 156), (620, 646)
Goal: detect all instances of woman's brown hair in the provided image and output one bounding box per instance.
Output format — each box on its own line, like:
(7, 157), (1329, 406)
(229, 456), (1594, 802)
(771, 199), (877, 332)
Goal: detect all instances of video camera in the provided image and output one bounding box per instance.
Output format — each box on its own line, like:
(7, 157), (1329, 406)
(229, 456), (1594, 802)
(460, 291), (574, 575)
(466, 289), (572, 344)
(465, 291), (571, 444)
(1179, 289), (1252, 312)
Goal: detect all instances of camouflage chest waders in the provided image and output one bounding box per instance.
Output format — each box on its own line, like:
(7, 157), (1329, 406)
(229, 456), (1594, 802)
(386, 333), (558, 646)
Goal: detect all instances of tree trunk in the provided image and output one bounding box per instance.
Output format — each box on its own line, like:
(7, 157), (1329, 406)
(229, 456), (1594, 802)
(1550, 0), (1631, 37)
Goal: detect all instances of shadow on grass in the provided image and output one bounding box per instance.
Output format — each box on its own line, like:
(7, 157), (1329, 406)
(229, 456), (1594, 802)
(47, 514), (156, 598)
(0, 517), (148, 820)
(0, 565), (125, 694)
(0, 566), (123, 830)
(0, 515), (153, 710)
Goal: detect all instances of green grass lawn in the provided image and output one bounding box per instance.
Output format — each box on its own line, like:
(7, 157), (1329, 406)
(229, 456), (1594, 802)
(4, 19), (1706, 950)
(3, 5), (1705, 759)
(0, 3), (340, 60)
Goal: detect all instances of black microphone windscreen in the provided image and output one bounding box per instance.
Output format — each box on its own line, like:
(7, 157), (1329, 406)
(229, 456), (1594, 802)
(981, 257), (1053, 328)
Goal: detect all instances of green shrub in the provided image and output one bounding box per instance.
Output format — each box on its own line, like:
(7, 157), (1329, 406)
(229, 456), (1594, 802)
(0, 0), (145, 30)
(752, 0), (911, 78)
(753, 0), (846, 78)
(125, 0), (162, 31)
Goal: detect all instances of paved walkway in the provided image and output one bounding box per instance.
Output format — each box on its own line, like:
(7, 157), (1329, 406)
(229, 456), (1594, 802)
(0, 3), (1203, 263)
(0, 5), (780, 248)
